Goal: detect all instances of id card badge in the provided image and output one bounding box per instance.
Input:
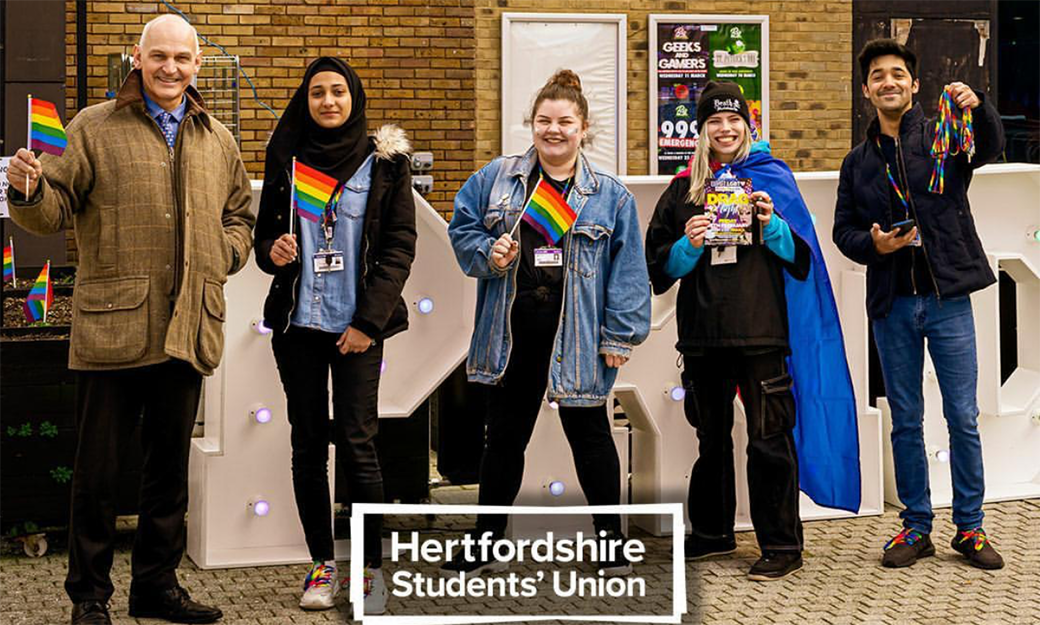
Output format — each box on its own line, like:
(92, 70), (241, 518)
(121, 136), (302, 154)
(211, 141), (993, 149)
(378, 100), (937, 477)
(534, 246), (563, 268)
(711, 246), (738, 265)
(313, 250), (345, 273)
(909, 231), (922, 247)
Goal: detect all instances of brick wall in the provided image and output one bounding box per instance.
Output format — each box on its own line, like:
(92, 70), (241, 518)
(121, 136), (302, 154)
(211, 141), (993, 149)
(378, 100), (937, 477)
(64, 0), (477, 220)
(474, 0), (853, 173)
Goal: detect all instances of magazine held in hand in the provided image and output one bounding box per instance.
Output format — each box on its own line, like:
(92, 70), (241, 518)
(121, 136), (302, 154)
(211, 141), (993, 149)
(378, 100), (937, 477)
(703, 177), (756, 246)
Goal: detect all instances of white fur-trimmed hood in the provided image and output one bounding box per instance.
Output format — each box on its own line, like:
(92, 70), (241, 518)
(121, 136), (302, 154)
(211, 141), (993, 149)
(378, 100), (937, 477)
(373, 124), (411, 160)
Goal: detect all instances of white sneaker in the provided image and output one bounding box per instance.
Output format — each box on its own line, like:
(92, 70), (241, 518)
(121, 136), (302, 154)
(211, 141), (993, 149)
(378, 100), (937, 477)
(364, 568), (388, 615)
(299, 560), (338, 610)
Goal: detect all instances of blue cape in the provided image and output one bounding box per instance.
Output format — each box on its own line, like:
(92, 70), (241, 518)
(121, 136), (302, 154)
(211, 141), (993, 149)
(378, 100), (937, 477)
(726, 144), (862, 512)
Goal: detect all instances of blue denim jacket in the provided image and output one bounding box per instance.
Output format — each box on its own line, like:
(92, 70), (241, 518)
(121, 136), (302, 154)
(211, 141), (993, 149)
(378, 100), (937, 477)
(449, 147), (651, 407)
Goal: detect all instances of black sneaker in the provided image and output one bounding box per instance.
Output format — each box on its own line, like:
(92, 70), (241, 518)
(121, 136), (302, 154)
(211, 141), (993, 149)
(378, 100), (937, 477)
(596, 529), (633, 577)
(684, 534), (737, 561)
(881, 527), (935, 568)
(951, 527), (1005, 570)
(440, 533), (509, 576)
(747, 551), (803, 581)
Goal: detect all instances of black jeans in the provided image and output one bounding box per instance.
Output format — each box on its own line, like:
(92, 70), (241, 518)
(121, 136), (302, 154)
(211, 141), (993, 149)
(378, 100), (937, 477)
(477, 290), (622, 536)
(272, 326), (384, 567)
(682, 348), (803, 552)
(66, 360), (202, 603)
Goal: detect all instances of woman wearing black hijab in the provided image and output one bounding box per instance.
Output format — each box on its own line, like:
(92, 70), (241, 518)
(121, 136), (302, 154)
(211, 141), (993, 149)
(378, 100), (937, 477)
(253, 57), (416, 614)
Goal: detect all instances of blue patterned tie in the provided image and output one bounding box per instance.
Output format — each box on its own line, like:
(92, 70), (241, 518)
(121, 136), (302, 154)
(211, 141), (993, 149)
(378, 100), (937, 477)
(158, 111), (176, 149)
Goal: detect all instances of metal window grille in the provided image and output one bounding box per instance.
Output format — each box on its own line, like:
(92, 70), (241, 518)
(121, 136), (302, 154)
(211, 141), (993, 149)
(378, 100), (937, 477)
(194, 55), (241, 146)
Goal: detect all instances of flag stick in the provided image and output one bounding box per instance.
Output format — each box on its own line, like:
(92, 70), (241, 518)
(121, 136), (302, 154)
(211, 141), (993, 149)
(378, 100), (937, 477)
(9, 236), (16, 288)
(289, 157), (296, 239)
(26, 94), (32, 195)
(43, 260), (50, 324)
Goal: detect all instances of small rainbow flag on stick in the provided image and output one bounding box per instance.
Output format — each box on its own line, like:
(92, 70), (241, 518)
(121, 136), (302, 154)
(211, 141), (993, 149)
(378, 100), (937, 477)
(3, 237), (16, 287)
(518, 176), (577, 245)
(23, 261), (54, 323)
(28, 96), (67, 156)
(291, 158), (338, 234)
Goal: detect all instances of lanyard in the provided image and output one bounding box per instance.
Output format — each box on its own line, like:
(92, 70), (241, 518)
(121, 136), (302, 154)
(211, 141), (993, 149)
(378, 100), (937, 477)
(320, 184), (344, 250)
(877, 137), (910, 215)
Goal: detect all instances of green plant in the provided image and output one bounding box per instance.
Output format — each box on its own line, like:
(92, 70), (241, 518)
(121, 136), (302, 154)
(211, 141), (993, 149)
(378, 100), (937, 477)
(6, 521), (40, 538)
(6, 423), (33, 437)
(38, 421), (59, 438)
(49, 466), (73, 484)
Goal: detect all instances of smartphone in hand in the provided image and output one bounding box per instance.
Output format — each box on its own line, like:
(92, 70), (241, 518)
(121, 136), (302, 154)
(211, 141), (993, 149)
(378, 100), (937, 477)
(892, 219), (916, 236)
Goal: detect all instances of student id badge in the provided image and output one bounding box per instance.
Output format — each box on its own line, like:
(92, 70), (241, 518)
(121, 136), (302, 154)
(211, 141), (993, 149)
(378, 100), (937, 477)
(711, 246), (738, 265)
(313, 250), (344, 273)
(534, 246), (563, 268)
(909, 231), (922, 247)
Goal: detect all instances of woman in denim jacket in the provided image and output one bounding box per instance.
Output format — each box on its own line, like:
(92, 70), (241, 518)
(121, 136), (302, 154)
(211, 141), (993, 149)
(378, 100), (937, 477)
(446, 70), (651, 576)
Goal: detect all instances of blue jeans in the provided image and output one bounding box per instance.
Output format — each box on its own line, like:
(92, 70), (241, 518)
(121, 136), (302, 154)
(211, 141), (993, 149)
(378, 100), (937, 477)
(873, 295), (985, 534)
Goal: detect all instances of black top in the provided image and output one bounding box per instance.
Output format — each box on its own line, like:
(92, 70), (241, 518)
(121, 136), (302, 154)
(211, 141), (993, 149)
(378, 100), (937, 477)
(516, 162), (571, 295)
(645, 175), (812, 353)
(877, 135), (934, 296)
(833, 96), (1004, 319)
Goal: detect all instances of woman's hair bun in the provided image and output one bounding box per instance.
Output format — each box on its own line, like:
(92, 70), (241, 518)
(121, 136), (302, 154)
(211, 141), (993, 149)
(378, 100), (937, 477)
(548, 69), (582, 93)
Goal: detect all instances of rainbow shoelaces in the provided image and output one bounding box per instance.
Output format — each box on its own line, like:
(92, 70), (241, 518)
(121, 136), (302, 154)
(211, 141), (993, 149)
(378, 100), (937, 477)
(928, 86), (975, 194)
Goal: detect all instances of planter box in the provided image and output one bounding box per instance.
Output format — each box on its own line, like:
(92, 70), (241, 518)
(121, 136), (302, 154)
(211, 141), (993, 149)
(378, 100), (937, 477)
(0, 337), (143, 533)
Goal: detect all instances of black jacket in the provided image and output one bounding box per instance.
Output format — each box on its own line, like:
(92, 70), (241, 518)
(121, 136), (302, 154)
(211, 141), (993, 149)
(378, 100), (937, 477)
(646, 175), (811, 352)
(253, 125), (417, 339)
(833, 94), (1004, 319)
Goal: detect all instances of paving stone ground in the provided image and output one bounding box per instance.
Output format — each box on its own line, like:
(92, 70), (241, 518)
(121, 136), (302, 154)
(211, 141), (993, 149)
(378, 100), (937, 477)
(2, 494), (1037, 625)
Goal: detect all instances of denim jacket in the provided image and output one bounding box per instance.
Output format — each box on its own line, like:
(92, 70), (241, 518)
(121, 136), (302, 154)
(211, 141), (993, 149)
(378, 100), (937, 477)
(449, 147), (651, 407)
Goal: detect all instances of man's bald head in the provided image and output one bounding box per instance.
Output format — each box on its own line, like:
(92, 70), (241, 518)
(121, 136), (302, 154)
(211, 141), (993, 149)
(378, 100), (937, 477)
(139, 14), (200, 55)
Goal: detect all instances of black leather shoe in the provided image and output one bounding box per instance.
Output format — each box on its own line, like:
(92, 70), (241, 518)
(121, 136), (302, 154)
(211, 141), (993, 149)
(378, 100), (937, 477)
(71, 601), (111, 625)
(128, 586), (222, 624)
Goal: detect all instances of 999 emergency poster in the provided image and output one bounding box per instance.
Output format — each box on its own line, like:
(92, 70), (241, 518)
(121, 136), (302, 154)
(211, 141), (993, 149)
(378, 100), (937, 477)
(649, 15), (769, 175)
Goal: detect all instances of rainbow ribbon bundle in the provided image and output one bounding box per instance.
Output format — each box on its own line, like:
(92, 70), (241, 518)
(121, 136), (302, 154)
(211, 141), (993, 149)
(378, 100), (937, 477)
(928, 86), (975, 194)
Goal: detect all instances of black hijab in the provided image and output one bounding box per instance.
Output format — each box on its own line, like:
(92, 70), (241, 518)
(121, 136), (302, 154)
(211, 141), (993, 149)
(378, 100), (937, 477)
(264, 57), (370, 186)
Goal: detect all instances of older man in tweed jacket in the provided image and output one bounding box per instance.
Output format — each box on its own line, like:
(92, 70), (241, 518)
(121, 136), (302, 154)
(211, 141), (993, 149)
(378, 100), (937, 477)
(6, 15), (253, 625)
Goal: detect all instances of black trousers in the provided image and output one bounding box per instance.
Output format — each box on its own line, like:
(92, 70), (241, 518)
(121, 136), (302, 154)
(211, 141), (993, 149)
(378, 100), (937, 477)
(272, 326), (384, 567)
(477, 291), (622, 536)
(682, 348), (803, 552)
(66, 360), (202, 603)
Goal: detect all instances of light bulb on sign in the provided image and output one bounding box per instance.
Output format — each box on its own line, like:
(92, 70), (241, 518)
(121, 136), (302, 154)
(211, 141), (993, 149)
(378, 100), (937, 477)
(249, 404), (272, 424)
(548, 400), (559, 410)
(668, 386), (685, 402)
(249, 498), (271, 517)
(935, 449), (950, 463)
(380, 360), (387, 374)
(416, 297), (435, 315)
(549, 481), (565, 497)
(251, 319), (272, 335)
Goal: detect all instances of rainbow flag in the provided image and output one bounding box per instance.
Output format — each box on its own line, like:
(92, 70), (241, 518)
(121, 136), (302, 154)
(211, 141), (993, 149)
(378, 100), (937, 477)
(29, 97), (67, 156)
(3, 238), (15, 286)
(23, 261), (53, 323)
(521, 177), (577, 245)
(293, 160), (338, 222)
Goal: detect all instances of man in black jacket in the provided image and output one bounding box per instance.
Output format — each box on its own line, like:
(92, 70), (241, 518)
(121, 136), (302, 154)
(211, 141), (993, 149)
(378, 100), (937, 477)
(833, 39), (1005, 571)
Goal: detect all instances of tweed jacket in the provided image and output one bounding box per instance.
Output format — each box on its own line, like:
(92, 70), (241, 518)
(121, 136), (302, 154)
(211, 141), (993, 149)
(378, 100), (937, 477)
(8, 70), (255, 375)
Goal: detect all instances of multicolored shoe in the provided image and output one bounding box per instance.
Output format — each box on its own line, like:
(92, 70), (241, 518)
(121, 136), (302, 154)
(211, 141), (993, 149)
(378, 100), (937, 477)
(951, 527), (1005, 570)
(342, 567), (389, 615)
(299, 560), (338, 610)
(881, 527), (935, 568)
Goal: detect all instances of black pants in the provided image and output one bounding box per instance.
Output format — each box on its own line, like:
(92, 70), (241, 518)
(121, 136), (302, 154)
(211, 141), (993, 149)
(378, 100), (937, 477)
(682, 348), (803, 552)
(272, 326), (384, 567)
(477, 290), (622, 536)
(66, 360), (202, 603)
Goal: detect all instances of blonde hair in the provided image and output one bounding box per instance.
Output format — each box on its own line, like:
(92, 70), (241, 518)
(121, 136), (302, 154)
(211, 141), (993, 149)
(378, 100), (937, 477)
(685, 119), (753, 205)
